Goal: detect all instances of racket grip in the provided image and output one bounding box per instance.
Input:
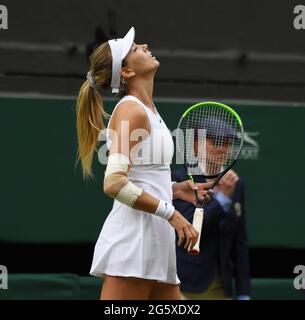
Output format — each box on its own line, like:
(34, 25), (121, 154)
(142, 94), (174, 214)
(188, 208), (204, 255)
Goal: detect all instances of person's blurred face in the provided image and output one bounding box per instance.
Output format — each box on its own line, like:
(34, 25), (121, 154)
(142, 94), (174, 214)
(205, 137), (231, 166)
(123, 43), (160, 77)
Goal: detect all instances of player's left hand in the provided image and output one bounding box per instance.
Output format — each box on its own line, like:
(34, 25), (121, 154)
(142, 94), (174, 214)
(173, 180), (213, 206)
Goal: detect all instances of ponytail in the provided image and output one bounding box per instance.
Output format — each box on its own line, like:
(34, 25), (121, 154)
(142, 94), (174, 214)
(76, 80), (108, 179)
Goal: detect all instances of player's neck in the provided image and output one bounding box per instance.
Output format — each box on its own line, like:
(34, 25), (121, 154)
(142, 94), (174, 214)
(128, 78), (155, 111)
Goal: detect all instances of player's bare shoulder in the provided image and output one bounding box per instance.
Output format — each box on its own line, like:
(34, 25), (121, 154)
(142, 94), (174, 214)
(111, 100), (149, 131)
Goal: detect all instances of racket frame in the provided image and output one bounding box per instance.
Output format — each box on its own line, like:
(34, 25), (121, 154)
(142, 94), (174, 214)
(177, 101), (244, 255)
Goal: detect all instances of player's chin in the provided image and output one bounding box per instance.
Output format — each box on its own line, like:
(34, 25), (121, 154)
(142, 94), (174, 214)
(149, 56), (160, 66)
(145, 58), (160, 74)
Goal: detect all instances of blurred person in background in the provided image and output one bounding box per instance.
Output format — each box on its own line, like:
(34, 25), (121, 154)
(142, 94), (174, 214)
(172, 120), (251, 300)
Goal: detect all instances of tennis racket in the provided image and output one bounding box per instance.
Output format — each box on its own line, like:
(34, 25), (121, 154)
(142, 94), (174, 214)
(176, 101), (244, 255)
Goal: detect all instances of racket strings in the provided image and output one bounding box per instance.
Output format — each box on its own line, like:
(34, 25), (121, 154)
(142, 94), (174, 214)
(177, 103), (242, 177)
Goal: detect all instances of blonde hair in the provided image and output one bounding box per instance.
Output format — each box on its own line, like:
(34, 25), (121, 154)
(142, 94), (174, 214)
(76, 42), (113, 179)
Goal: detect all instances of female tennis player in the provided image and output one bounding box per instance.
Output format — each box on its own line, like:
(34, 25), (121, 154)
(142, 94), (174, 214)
(76, 27), (212, 300)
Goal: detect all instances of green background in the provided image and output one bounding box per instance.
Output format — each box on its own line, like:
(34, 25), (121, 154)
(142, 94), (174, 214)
(0, 274), (303, 300)
(0, 97), (304, 248)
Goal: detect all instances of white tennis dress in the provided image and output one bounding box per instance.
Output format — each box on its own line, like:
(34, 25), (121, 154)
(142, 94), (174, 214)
(90, 95), (180, 285)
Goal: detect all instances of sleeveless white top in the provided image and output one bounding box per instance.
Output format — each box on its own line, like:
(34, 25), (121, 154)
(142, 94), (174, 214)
(90, 95), (180, 285)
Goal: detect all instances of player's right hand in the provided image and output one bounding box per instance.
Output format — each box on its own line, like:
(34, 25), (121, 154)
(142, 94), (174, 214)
(168, 210), (199, 250)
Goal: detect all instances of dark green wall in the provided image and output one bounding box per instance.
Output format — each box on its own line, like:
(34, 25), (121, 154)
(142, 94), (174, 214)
(1, 97), (304, 248)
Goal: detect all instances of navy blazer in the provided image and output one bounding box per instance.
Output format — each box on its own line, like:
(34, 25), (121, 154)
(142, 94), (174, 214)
(172, 166), (251, 297)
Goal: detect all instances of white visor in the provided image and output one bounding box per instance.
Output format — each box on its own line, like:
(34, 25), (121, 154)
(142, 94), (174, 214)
(108, 27), (135, 94)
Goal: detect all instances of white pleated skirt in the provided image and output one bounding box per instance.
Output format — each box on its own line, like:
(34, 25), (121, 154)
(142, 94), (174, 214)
(90, 195), (180, 285)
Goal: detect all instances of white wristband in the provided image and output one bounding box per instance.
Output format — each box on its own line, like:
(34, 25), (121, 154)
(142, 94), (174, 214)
(155, 200), (175, 220)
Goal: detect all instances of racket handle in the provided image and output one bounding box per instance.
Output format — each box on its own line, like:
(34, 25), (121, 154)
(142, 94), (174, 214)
(188, 208), (204, 255)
